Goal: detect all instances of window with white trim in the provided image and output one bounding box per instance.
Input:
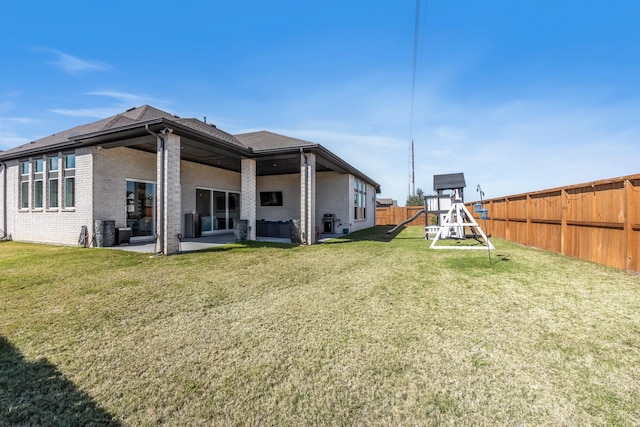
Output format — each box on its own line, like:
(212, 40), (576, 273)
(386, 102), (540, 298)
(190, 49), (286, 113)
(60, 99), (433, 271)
(65, 154), (76, 169)
(48, 155), (60, 209)
(20, 181), (29, 209)
(49, 178), (59, 208)
(64, 177), (75, 208)
(19, 160), (29, 209)
(49, 157), (59, 171)
(34, 159), (43, 173)
(63, 152), (75, 209)
(34, 180), (43, 208)
(32, 158), (44, 209)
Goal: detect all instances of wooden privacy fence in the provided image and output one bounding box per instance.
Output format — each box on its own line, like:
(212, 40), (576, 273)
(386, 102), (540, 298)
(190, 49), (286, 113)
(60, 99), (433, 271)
(376, 173), (640, 273)
(376, 206), (428, 226)
(465, 174), (640, 273)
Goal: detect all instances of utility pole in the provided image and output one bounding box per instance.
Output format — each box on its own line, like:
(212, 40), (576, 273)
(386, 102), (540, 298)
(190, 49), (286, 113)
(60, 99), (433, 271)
(411, 140), (416, 197)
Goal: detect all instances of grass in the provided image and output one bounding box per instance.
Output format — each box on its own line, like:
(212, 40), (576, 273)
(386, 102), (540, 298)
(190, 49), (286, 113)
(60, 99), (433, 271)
(1, 226), (640, 425)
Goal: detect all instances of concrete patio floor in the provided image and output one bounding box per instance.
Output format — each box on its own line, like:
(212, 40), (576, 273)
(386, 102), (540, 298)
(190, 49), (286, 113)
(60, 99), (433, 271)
(107, 233), (345, 254)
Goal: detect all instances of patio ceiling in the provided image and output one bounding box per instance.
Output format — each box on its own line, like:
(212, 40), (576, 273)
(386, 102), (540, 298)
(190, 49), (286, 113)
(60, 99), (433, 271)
(95, 131), (337, 176)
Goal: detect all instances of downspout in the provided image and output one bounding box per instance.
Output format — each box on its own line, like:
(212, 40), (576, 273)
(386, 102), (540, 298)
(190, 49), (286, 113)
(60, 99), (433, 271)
(145, 125), (165, 254)
(1, 162), (6, 239)
(300, 148), (308, 244)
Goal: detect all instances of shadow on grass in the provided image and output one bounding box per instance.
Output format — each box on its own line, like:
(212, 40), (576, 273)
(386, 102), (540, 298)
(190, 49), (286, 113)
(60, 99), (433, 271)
(185, 240), (298, 254)
(0, 336), (120, 426)
(187, 228), (401, 251)
(322, 226), (399, 244)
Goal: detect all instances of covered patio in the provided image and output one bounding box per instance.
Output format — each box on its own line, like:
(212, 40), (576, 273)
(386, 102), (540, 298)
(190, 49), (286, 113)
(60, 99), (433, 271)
(107, 232), (346, 254)
(76, 114), (375, 255)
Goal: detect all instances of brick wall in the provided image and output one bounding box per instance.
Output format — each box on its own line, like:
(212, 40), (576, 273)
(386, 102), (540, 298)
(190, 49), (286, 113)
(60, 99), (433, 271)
(163, 133), (181, 254)
(5, 147), (93, 245)
(93, 146), (157, 230)
(316, 172), (349, 233)
(256, 173), (300, 221)
(241, 158), (257, 240)
(1, 144), (379, 247)
(349, 175), (377, 233)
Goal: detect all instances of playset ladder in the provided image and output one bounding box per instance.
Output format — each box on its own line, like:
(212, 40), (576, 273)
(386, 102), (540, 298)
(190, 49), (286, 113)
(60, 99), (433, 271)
(429, 195), (494, 250)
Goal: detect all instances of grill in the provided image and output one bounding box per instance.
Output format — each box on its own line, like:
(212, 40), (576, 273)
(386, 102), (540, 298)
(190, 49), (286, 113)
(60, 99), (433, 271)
(322, 213), (336, 233)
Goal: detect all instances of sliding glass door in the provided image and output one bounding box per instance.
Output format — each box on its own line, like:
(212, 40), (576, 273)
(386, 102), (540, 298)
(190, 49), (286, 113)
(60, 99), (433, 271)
(197, 188), (240, 233)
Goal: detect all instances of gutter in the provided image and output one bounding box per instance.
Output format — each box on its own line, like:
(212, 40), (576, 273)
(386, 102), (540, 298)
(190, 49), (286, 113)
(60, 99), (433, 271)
(145, 125), (165, 255)
(314, 145), (381, 193)
(76, 118), (253, 157)
(0, 117), (253, 163)
(253, 144), (381, 194)
(300, 148), (309, 244)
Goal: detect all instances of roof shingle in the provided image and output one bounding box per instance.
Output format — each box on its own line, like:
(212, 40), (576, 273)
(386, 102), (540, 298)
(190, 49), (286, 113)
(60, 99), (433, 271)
(234, 131), (316, 151)
(0, 105), (244, 157)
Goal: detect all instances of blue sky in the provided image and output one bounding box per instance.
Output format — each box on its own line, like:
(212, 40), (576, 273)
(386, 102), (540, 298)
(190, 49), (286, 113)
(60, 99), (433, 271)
(1, 1), (639, 203)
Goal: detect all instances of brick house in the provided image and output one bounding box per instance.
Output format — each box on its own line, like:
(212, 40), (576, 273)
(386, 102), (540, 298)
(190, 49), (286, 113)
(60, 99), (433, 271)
(0, 105), (380, 254)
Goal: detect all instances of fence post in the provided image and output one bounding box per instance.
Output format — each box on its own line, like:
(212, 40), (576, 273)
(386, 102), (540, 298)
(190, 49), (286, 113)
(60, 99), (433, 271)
(526, 194), (532, 246)
(561, 188), (568, 256)
(625, 179), (635, 272)
(489, 200), (496, 237)
(505, 198), (511, 241)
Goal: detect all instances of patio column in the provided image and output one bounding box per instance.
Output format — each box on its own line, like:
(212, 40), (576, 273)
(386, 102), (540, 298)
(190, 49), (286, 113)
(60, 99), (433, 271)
(241, 158), (257, 240)
(159, 131), (181, 255)
(300, 152), (316, 244)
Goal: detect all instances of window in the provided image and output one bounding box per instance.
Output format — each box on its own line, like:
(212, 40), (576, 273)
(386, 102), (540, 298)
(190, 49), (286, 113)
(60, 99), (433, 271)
(126, 180), (156, 237)
(34, 180), (43, 208)
(34, 159), (44, 173)
(20, 181), (29, 209)
(354, 178), (367, 220)
(49, 179), (59, 208)
(65, 154), (76, 169)
(48, 156), (59, 209)
(64, 177), (75, 208)
(62, 152), (75, 209)
(21, 161), (29, 175)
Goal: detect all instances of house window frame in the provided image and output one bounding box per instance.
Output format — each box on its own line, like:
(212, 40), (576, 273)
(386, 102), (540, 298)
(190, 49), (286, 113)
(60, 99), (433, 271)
(48, 178), (59, 209)
(65, 153), (76, 170)
(19, 159), (30, 210)
(34, 179), (44, 209)
(34, 159), (44, 174)
(47, 154), (60, 210)
(353, 178), (367, 221)
(64, 177), (75, 209)
(49, 156), (59, 172)
(20, 181), (29, 210)
(20, 161), (29, 176)
(62, 152), (76, 210)
(32, 158), (44, 210)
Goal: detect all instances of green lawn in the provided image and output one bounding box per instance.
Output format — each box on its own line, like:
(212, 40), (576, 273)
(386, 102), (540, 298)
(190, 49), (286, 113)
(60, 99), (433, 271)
(1, 226), (640, 426)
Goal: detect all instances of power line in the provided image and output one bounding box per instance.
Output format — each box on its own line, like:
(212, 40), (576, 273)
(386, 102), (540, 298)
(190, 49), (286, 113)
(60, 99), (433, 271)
(409, 0), (421, 144)
(408, 0), (422, 197)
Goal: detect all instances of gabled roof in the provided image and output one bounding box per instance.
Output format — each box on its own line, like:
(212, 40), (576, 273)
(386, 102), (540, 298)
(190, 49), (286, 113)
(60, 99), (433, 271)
(235, 131), (316, 151)
(0, 105), (168, 158)
(174, 118), (246, 148)
(433, 173), (466, 191)
(0, 105), (380, 191)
